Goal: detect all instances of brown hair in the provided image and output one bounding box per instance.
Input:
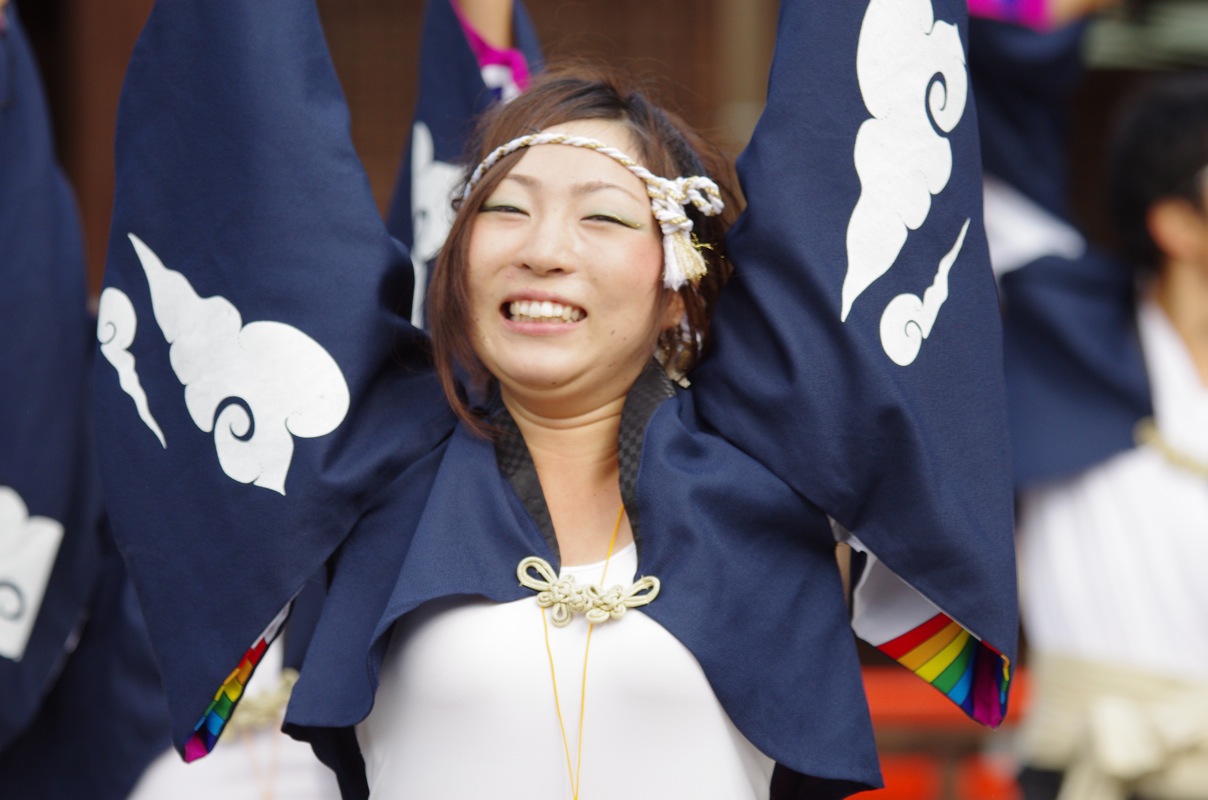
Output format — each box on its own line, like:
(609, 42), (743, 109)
(427, 66), (742, 434)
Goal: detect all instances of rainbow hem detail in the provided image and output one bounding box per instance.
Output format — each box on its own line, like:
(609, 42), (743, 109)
(878, 612), (1011, 727)
(183, 636), (272, 762)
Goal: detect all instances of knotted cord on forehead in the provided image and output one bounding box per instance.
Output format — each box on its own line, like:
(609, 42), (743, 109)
(462, 132), (725, 290)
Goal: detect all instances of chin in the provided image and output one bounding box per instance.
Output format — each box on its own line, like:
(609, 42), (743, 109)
(497, 366), (584, 395)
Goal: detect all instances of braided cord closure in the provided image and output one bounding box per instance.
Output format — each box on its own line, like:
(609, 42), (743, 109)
(462, 132), (724, 290)
(517, 555), (660, 627)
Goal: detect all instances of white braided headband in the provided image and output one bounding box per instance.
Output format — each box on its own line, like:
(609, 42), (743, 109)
(461, 132), (725, 290)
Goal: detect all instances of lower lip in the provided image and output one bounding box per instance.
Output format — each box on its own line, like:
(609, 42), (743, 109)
(500, 314), (584, 335)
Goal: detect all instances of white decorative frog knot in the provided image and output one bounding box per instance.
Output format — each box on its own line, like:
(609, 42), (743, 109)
(517, 556), (660, 628)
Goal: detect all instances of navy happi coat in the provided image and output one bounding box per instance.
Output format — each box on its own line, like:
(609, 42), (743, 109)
(95, 2), (1017, 798)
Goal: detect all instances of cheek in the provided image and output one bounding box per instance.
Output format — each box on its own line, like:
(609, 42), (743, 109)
(617, 236), (664, 287)
(465, 222), (496, 297)
(465, 264), (498, 324)
(465, 244), (485, 299)
(634, 243), (668, 321)
(462, 248), (493, 350)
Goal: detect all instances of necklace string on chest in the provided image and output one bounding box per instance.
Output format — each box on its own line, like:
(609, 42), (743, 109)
(1135, 417), (1208, 479)
(539, 504), (626, 800)
(240, 725), (282, 800)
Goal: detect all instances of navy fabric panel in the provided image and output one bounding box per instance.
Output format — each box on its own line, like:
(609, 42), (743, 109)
(692, 1), (1018, 658)
(0, 533), (171, 800)
(0, 5), (105, 749)
(641, 397), (880, 789)
(286, 398), (881, 793)
(968, 17), (1088, 216)
(970, 18), (1152, 487)
(284, 443), (453, 732)
(1000, 252), (1151, 486)
(282, 571), (327, 673)
(384, 0), (543, 323)
(95, 0), (457, 753)
(386, 0), (543, 248)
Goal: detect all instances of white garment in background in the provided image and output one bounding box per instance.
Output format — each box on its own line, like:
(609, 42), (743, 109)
(127, 640), (341, 800)
(1017, 299), (1208, 682)
(358, 542), (774, 799)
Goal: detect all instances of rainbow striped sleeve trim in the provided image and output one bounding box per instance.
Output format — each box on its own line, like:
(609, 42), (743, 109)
(843, 539), (1012, 727)
(877, 612), (1011, 727)
(184, 604), (290, 762)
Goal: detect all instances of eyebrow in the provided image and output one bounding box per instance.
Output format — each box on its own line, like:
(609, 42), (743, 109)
(501, 173), (647, 205)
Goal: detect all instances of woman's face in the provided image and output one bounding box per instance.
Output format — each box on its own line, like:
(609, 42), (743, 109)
(466, 118), (682, 410)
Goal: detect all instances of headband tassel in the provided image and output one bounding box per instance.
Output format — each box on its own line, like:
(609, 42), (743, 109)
(665, 230), (707, 290)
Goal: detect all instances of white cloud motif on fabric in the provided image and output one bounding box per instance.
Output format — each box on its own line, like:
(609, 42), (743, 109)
(0, 487), (64, 661)
(843, 0), (968, 330)
(97, 287), (166, 447)
(880, 219), (968, 366)
(127, 233), (350, 495)
(481, 64), (522, 103)
(409, 121), (462, 328)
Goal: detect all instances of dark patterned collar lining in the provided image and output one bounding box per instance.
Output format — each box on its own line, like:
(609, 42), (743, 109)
(491, 362), (675, 564)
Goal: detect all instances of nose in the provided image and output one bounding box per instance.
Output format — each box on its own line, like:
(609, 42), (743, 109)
(517, 210), (577, 276)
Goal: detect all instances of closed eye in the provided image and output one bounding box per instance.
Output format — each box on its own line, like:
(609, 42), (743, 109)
(481, 204), (527, 216)
(585, 213), (641, 229)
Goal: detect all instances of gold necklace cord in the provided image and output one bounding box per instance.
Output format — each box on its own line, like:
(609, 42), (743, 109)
(1135, 418), (1208, 479)
(239, 718), (283, 800)
(540, 505), (626, 800)
(539, 606), (576, 794)
(229, 667), (296, 800)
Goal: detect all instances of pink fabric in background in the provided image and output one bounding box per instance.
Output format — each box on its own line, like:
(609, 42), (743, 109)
(967, 0), (1051, 29)
(451, 0), (532, 91)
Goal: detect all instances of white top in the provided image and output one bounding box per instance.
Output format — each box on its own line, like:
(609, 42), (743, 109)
(1017, 299), (1208, 681)
(982, 175), (1087, 278)
(128, 640), (342, 800)
(357, 542), (774, 799)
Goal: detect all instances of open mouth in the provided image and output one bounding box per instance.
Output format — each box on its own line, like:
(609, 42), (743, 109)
(504, 299), (585, 323)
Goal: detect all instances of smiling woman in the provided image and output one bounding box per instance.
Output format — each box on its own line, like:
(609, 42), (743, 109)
(465, 119), (675, 420)
(93, 2), (1019, 800)
(355, 75), (767, 798)
(429, 70), (736, 438)
(469, 133), (678, 562)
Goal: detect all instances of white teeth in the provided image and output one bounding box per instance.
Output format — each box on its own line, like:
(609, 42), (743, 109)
(507, 300), (584, 323)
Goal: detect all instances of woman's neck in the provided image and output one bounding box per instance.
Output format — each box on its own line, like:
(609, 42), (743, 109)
(502, 391), (631, 566)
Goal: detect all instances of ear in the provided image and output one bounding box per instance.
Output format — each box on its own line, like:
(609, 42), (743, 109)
(1148, 198), (1206, 265)
(660, 289), (686, 331)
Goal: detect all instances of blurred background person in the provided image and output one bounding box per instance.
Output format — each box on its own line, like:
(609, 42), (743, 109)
(972, 2), (1208, 798)
(0, 2), (171, 796)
